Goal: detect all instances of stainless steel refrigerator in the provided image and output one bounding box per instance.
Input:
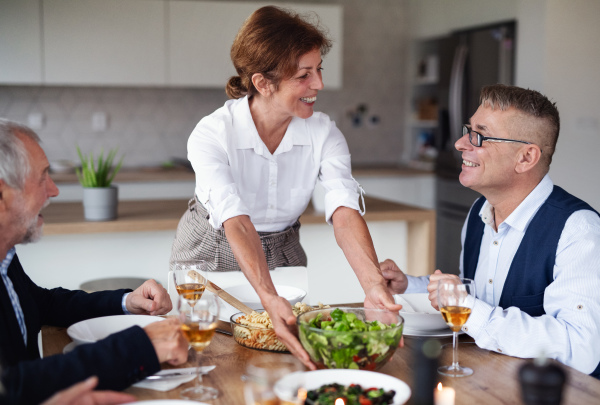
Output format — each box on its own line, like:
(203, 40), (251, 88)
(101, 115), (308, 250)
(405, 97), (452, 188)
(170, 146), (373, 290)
(434, 21), (516, 273)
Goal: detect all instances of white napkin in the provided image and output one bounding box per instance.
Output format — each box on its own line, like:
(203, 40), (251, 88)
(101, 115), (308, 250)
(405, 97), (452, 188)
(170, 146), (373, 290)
(133, 366), (216, 392)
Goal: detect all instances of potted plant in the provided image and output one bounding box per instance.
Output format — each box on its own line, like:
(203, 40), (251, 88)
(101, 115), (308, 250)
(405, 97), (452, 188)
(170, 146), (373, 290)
(75, 146), (124, 221)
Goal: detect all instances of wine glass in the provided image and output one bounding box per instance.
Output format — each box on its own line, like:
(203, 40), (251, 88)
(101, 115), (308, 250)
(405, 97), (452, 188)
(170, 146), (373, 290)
(172, 260), (208, 307)
(244, 355), (304, 405)
(437, 277), (476, 377)
(178, 293), (220, 401)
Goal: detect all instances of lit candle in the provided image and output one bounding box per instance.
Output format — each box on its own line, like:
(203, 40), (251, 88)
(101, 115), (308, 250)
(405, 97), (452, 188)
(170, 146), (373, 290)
(434, 382), (455, 405)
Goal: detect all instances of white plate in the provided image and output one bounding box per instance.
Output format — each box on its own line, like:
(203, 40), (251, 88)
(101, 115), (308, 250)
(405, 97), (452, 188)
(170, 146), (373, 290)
(403, 327), (461, 338)
(274, 369), (411, 405)
(67, 315), (165, 345)
(396, 293), (448, 331)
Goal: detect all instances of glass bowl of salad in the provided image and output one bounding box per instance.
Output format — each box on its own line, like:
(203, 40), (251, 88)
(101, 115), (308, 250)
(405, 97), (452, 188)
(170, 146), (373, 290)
(297, 307), (404, 371)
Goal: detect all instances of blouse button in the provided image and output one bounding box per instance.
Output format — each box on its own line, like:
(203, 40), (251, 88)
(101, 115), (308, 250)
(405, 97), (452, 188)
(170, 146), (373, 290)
(488, 279), (493, 284)
(497, 348), (503, 353)
(493, 241), (499, 246)
(577, 304), (583, 310)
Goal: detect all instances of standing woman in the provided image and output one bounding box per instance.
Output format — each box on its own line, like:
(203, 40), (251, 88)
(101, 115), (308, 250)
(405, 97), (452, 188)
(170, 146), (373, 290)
(171, 6), (400, 368)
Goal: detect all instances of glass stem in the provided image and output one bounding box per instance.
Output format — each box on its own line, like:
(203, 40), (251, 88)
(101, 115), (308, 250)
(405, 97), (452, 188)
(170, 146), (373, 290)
(452, 331), (459, 370)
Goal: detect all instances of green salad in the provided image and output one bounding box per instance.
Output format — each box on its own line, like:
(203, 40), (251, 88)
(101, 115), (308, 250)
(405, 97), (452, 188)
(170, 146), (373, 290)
(298, 308), (403, 370)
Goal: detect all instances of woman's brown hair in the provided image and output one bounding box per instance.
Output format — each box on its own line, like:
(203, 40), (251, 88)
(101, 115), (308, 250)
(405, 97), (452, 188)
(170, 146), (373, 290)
(226, 6), (332, 99)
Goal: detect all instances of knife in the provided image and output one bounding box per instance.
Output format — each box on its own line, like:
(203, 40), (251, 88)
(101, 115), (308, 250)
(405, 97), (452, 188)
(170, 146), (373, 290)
(146, 365), (216, 380)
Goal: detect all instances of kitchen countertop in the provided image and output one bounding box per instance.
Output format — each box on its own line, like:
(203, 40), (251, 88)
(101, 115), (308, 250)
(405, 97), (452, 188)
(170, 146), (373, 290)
(50, 165), (433, 184)
(41, 196), (434, 235)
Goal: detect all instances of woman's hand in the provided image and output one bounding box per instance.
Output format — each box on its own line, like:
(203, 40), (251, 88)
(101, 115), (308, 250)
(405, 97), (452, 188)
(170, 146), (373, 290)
(363, 282), (402, 312)
(262, 295), (316, 370)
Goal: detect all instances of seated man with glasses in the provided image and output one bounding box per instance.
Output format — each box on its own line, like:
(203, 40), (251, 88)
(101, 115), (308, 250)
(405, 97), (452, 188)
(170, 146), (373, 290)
(381, 84), (600, 377)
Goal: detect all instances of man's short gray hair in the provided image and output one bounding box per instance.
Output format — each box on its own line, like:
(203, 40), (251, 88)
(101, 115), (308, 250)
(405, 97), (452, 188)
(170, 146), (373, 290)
(0, 119), (41, 190)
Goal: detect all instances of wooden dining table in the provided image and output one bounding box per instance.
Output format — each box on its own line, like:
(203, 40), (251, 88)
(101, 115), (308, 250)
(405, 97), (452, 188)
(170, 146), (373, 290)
(42, 320), (600, 405)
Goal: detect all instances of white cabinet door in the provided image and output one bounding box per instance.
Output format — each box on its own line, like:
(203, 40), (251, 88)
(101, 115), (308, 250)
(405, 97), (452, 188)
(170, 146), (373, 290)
(168, 1), (342, 89)
(0, 0), (43, 84)
(43, 0), (165, 86)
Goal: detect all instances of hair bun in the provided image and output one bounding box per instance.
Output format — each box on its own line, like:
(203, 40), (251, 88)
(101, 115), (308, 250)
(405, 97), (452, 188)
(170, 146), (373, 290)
(226, 76), (247, 99)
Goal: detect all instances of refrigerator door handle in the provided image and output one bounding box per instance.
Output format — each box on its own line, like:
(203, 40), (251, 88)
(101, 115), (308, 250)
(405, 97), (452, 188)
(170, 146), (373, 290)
(449, 44), (469, 157)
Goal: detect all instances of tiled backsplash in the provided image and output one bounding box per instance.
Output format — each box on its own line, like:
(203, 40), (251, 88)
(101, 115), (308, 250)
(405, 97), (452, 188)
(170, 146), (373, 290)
(0, 86), (229, 168)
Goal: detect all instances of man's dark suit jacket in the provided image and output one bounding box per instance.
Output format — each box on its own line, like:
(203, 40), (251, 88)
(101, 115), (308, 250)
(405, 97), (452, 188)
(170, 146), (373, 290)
(0, 254), (161, 404)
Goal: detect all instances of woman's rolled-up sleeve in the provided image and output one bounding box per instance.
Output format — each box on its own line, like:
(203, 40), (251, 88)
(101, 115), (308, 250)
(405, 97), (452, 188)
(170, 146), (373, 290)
(318, 121), (363, 224)
(188, 119), (250, 230)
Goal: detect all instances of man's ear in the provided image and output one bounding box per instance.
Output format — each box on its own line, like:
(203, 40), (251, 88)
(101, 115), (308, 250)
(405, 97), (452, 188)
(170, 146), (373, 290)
(251, 73), (273, 97)
(0, 179), (7, 212)
(515, 145), (542, 174)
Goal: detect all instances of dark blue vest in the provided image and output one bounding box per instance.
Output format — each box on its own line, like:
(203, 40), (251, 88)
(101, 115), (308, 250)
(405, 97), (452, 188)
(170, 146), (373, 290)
(463, 185), (600, 377)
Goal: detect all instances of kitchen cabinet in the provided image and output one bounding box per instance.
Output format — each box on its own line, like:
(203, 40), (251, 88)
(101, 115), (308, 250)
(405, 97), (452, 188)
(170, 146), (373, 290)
(0, 0), (342, 88)
(0, 0), (43, 84)
(168, 1), (342, 88)
(43, 0), (166, 86)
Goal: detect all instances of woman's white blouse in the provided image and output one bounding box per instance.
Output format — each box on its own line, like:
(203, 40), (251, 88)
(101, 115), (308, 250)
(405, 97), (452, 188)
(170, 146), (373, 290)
(188, 96), (362, 232)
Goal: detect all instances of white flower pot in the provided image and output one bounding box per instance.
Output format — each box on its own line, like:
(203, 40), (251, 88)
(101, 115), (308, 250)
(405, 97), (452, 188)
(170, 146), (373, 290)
(82, 186), (118, 221)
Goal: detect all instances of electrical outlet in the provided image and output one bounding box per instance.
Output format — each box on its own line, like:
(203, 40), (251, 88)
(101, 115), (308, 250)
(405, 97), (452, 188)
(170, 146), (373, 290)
(27, 112), (44, 130)
(92, 112), (108, 132)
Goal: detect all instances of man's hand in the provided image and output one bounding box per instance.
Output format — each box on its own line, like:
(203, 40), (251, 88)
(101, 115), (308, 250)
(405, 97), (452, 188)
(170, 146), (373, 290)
(41, 376), (135, 405)
(126, 279), (172, 315)
(380, 259), (409, 295)
(427, 270), (460, 310)
(144, 318), (189, 365)
(262, 295), (316, 370)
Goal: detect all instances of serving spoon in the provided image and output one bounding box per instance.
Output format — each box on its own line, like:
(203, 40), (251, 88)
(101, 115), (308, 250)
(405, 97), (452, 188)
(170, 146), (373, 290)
(188, 270), (254, 315)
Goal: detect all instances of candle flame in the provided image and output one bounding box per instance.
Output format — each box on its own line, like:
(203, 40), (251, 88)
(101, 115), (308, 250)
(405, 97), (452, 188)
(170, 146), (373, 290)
(297, 388), (307, 400)
(437, 382), (443, 391)
(335, 399), (345, 405)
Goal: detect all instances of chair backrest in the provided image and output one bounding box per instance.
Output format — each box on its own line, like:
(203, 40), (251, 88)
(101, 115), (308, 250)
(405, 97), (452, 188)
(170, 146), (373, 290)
(79, 277), (147, 293)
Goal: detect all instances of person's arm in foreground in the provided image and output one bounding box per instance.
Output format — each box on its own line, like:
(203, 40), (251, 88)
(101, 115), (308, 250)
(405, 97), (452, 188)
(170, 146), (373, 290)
(41, 376), (136, 405)
(223, 215), (314, 369)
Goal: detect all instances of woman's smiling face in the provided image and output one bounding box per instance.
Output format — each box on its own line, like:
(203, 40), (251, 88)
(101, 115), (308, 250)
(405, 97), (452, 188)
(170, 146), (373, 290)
(270, 48), (324, 120)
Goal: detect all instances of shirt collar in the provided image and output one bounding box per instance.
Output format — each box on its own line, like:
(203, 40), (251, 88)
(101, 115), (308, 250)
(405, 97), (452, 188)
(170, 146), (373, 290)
(231, 96), (311, 155)
(1, 247), (16, 277)
(479, 174), (554, 232)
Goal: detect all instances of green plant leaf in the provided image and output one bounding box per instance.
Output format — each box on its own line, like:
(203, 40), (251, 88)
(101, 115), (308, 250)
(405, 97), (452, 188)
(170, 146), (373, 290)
(75, 146), (123, 188)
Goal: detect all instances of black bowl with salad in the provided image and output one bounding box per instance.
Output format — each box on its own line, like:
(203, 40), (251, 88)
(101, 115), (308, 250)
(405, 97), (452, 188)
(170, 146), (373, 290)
(297, 307), (404, 371)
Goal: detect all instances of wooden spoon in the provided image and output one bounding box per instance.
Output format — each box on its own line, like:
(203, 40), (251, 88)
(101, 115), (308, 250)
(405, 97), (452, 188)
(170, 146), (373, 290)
(187, 270), (253, 315)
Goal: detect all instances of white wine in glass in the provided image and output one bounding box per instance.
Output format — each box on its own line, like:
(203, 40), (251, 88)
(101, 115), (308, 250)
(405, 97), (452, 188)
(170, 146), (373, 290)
(178, 294), (220, 401)
(438, 277), (476, 377)
(173, 260), (208, 306)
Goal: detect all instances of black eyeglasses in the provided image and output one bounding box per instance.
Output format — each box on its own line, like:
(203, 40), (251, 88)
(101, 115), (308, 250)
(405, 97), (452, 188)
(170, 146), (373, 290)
(463, 125), (542, 153)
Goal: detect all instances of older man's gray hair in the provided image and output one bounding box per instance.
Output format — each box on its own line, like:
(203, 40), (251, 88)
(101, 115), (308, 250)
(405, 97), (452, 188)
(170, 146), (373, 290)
(0, 119), (41, 190)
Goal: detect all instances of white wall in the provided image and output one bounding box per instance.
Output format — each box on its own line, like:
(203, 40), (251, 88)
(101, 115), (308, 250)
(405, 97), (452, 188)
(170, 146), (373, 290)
(527, 0), (600, 210)
(408, 0), (517, 39)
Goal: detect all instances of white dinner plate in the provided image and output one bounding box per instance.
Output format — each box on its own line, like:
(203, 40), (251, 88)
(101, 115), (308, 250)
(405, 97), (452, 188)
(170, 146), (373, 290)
(402, 327), (462, 338)
(67, 315), (165, 345)
(274, 369), (411, 405)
